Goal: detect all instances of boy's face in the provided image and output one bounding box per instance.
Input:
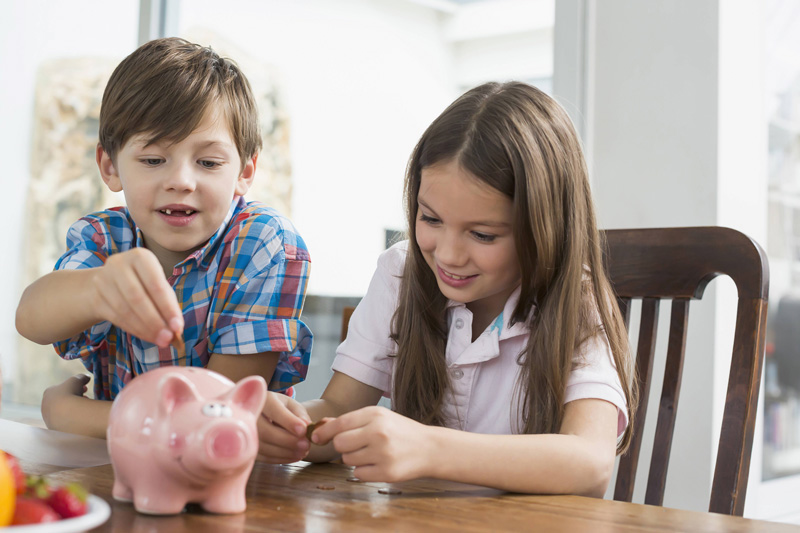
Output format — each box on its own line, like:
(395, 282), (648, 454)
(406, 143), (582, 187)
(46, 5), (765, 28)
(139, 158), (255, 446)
(97, 107), (255, 270)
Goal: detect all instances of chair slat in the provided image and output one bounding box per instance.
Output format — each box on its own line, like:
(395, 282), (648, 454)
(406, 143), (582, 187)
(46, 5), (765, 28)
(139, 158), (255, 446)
(615, 297), (660, 502)
(617, 297), (631, 329)
(709, 297), (768, 515)
(644, 298), (690, 506)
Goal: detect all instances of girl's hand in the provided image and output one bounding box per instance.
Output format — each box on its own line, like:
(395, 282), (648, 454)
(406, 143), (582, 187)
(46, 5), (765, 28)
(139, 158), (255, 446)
(257, 392), (312, 463)
(91, 248), (183, 347)
(310, 406), (435, 482)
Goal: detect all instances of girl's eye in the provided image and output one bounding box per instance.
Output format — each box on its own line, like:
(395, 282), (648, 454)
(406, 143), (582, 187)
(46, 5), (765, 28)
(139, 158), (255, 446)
(472, 231), (496, 243)
(199, 160), (220, 169)
(419, 213), (440, 225)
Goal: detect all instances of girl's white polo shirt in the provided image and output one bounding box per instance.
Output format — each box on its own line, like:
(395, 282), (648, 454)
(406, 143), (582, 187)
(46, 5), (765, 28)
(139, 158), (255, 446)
(331, 241), (628, 436)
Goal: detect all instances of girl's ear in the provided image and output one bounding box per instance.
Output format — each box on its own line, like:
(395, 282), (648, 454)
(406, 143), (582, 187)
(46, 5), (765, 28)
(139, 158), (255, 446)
(96, 143), (122, 192)
(234, 154), (257, 196)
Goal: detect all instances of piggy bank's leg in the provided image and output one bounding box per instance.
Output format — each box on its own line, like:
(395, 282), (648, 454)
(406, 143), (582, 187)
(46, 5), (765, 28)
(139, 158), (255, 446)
(131, 484), (188, 515)
(112, 479), (133, 502)
(201, 483), (247, 514)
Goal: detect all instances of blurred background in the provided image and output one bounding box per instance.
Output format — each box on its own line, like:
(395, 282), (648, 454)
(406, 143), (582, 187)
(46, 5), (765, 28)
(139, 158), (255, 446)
(1, 0), (800, 522)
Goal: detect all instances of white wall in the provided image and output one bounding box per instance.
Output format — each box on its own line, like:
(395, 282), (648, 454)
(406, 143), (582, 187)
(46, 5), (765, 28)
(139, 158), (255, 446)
(0, 0), (139, 391)
(555, 0), (767, 516)
(1, 0), (552, 400)
(178, 0), (457, 298)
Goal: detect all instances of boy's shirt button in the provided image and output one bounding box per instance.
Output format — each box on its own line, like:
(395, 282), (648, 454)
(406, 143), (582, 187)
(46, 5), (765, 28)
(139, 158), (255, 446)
(455, 318), (464, 329)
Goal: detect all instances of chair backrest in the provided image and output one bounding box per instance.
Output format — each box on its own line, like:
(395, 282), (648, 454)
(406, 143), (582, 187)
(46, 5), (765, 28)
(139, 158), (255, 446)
(605, 227), (769, 516)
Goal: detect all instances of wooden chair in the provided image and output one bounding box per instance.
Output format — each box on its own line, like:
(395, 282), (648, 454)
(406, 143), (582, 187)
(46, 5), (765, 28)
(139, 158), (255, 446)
(605, 226), (769, 516)
(335, 227), (768, 516)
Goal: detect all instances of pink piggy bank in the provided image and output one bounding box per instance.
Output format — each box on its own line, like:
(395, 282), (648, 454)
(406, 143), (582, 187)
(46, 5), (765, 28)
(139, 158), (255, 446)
(107, 366), (267, 515)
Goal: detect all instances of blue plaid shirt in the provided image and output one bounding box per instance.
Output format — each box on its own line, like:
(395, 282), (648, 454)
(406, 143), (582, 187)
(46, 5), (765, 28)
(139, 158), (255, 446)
(54, 197), (313, 400)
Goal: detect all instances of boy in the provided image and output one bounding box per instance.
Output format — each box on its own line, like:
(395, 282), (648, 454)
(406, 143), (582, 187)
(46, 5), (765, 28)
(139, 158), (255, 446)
(15, 38), (313, 446)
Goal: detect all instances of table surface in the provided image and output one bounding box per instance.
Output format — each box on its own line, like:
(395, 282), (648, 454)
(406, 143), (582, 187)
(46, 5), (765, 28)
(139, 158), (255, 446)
(20, 460), (798, 533)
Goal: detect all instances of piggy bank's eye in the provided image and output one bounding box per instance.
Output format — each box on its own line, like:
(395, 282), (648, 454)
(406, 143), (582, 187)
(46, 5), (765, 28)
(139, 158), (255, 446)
(220, 405), (233, 418)
(202, 403), (223, 417)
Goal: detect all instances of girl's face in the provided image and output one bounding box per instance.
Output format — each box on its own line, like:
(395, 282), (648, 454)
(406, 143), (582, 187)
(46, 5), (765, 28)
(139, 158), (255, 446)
(416, 160), (521, 326)
(98, 105), (255, 272)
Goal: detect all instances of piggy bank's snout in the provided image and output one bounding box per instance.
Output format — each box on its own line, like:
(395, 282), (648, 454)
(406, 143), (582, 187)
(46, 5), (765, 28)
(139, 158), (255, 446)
(209, 426), (248, 460)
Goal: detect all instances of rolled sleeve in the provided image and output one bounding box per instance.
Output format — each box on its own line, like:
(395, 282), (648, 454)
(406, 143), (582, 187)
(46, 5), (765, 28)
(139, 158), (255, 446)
(565, 333), (629, 437)
(208, 222), (313, 392)
(331, 243), (405, 395)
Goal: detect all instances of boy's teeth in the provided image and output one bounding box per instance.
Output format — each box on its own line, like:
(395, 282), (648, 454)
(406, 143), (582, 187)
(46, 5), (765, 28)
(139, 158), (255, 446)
(162, 209), (194, 215)
(165, 209), (172, 215)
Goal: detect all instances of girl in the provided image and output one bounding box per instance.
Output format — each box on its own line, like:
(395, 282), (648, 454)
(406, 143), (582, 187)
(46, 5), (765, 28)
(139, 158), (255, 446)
(261, 81), (637, 497)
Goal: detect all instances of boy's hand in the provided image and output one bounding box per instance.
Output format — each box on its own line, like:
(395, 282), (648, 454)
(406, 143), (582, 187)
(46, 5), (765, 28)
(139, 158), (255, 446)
(310, 406), (434, 483)
(257, 392), (312, 463)
(91, 248), (183, 347)
(41, 374), (91, 428)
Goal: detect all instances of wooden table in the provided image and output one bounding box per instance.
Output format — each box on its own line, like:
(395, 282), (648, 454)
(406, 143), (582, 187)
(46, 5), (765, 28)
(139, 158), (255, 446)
(33, 461), (800, 532)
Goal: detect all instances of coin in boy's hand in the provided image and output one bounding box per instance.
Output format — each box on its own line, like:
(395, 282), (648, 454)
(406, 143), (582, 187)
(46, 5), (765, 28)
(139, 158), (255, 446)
(306, 419), (329, 441)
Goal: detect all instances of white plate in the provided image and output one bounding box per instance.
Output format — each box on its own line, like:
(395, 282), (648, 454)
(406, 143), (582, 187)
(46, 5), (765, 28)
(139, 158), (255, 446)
(1, 495), (111, 532)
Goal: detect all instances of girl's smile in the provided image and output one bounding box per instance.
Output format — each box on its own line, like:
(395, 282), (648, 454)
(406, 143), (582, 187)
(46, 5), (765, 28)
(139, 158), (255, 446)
(416, 159), (521, 334)
(436, 265), (478, 287)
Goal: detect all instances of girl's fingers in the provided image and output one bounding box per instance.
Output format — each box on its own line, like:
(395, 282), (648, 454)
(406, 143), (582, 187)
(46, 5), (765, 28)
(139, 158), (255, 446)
(311, 408), (375, 445)
(351, 465), (382, 482)
(339, 443), (375, 468)
(327, 424), (372, 455)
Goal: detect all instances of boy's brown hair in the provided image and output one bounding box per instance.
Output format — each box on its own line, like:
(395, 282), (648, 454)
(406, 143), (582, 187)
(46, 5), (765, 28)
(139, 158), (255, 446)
(99, 37), (261, 167)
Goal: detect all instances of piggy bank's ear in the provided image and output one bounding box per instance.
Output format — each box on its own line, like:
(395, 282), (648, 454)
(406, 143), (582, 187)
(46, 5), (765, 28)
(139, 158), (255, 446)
(158, 374), (202, 416)
(226, 376), (267, 416)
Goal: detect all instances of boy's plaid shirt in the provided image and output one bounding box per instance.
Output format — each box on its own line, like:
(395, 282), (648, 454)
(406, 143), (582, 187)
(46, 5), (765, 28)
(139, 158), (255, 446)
(54, 197), (313, 400)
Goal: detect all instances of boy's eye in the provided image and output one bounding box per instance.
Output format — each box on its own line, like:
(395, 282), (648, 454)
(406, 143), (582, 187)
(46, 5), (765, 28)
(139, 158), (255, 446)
(199, 160), (220, 169)
(142, 158), (163, 166)
(472, 231), (496, 243)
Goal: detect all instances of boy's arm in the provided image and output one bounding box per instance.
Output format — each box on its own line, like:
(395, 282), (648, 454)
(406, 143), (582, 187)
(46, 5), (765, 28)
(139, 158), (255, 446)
(41, 353), (281, 440)
(16, 248), (183, 347)
(16, 269), (105, 345)
(206, 352), (280, 386)
(41, 375), (111, 440)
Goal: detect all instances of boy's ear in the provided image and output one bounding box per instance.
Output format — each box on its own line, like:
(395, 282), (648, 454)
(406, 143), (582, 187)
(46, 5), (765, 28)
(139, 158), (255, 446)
(96, 143), (123, 192)
(235, 154), (258, 196)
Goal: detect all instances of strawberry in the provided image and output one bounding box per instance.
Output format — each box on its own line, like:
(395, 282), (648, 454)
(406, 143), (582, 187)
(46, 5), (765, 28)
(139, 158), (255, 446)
(11, 496), (59, 525)
(3, 453), (25, 495)
(24, 475), (53, 499)
(47, 483), (88, 519)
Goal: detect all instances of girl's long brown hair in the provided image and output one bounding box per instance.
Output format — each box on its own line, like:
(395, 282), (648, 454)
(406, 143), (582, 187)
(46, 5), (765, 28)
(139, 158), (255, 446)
(391, 81), (637, 453)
